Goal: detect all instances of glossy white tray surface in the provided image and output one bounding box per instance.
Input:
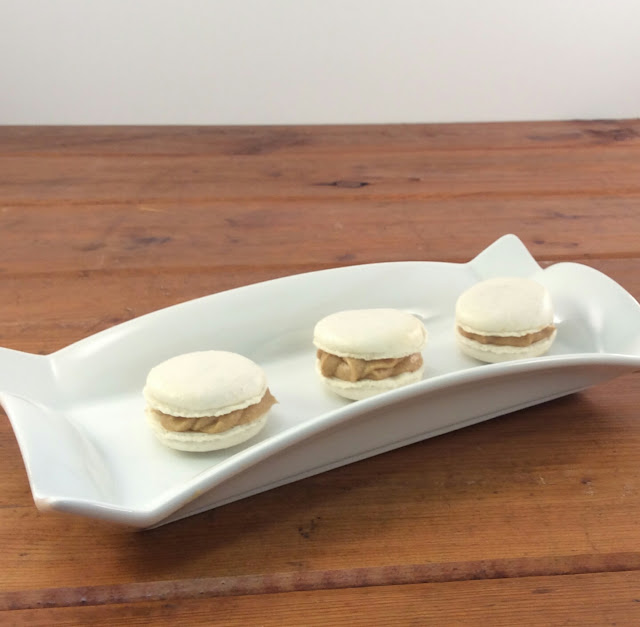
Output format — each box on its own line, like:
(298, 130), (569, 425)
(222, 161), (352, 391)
(2, 235), (640, 529)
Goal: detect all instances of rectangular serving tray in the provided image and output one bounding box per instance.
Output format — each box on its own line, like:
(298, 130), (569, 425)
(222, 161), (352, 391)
(2, 234), (640, 529)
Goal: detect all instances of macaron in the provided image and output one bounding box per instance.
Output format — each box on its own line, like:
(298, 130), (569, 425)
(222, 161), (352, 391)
(455, 277), (557, 363)
(313, 308), (427, 400)
(143, 350), (276, 452)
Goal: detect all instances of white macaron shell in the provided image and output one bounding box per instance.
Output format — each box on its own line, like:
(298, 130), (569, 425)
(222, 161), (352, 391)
(144, 351), (267, 418)
(455, 277), (554, 336)
(313, 309), (427, 359)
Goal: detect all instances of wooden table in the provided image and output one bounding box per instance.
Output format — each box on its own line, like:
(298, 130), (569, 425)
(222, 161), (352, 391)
(1, 121), (639, 625)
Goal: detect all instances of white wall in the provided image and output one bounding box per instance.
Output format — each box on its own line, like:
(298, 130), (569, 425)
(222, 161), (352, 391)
(1, 0), (639, 125)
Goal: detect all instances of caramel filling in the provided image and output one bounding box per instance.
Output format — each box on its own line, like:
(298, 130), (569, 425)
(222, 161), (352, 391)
(458, 325), (556, 347)
(317, 350), (423, 382)
(155, 389), (277, 434)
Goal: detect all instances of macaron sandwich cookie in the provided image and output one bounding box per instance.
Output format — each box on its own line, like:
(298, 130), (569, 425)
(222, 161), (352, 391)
(455, 277), (557, 363)
(313, 308), (427, 400)
(144, 350), (276, 452)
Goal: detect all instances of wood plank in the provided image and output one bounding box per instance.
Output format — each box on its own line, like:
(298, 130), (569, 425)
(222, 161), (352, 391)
(0, 120), (639, 156)
(0, 200), (639, 281)
(2, 146), (639, 205)
(3, 571), (640, 626)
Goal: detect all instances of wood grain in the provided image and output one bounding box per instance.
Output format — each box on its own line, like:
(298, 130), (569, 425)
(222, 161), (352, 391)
(0, 122), (639, 623)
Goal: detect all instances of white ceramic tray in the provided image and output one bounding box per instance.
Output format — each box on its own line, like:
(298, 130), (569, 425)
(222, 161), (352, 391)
(2, 235), (640, 529)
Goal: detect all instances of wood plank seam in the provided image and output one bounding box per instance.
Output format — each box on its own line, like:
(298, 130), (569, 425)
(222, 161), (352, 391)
(3, 190), (640, 207)
(2, 553), (640, 612)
